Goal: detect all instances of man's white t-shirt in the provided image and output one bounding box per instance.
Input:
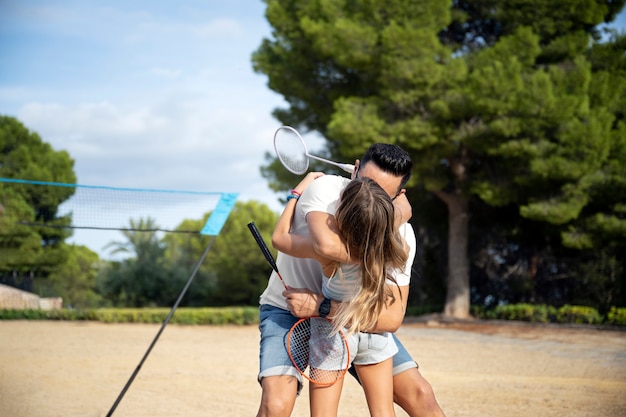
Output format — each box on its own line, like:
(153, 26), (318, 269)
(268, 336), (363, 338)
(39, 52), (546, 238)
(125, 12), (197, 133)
(258, 175), (416, 310)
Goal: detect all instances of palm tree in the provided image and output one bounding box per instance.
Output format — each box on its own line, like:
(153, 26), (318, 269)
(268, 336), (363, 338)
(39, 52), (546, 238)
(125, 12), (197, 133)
(105, 217), (163, 259)
(102, 217), (168, 306)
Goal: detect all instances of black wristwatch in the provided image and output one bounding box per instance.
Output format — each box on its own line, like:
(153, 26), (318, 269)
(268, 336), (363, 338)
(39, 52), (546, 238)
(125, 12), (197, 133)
(318, 297), (331, 318)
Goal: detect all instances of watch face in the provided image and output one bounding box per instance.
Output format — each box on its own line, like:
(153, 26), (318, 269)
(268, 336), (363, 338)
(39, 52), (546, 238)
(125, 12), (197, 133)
(319, 298), (331, 317)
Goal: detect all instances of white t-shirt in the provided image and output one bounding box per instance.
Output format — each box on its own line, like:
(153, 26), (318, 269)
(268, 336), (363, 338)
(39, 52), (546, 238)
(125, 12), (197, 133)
(258, 175), (416, 309)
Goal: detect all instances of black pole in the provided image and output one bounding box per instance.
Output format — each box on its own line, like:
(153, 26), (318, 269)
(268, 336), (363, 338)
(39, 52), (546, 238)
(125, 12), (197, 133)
(105, 235), (217, 417)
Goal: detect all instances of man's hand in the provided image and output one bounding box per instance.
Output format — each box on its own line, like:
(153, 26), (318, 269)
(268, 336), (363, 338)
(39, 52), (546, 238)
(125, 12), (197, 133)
(282, 288), (321, 318)
(393, 192), (412, 226)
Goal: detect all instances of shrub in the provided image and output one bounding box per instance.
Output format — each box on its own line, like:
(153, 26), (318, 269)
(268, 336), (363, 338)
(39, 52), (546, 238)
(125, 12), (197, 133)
(556, 305), (603, 325)
(605, 306), (626, 326)
(486, 303), (557, 323)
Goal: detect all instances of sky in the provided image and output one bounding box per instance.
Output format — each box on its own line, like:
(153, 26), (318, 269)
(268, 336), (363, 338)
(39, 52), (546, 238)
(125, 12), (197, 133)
(0, 1), (300, 257)
(1, 1), (625, 258)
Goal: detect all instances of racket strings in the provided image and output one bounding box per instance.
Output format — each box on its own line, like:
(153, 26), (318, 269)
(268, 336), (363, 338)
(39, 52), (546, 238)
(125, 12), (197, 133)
(287, 318), (350, 386)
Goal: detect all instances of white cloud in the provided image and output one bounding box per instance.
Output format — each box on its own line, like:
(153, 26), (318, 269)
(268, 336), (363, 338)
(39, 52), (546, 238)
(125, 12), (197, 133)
(190, 18), (244, 39)
(16, 86), (286, 207)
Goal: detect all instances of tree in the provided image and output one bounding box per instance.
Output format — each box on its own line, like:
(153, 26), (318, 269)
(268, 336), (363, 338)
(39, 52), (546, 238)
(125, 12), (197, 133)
(161, 217), (217, 306)
(162, 200), (280, 306)
(252, 0), (625, 317)
(99, 218), (170, 307)
(206, 201), (279, 306)
(438, 1), (626, 312)
(0, 115), (76, 290)
(45, 244), (103, 308)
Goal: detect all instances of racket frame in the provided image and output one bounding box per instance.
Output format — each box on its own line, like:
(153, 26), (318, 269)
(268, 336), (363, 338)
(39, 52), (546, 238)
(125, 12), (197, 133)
(273, 126), (355, 175)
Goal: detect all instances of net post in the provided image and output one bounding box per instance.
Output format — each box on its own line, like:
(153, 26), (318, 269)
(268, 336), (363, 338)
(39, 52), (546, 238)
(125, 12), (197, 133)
(105, 192), (238, 417)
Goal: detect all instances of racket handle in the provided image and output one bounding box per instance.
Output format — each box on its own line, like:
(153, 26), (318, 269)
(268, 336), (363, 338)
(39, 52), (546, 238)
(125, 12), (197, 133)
(247, 222), (279, 273)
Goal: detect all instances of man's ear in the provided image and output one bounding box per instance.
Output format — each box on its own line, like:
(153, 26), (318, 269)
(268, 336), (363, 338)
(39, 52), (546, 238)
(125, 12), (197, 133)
(352, 160), (360, 180)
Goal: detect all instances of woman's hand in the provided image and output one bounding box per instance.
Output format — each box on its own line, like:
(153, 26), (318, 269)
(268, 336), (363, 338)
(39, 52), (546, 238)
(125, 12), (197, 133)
(292, 172), (324, 196)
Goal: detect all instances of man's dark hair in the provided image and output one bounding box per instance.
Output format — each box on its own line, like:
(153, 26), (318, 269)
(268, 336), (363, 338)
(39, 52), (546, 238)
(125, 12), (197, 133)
(360, 143), (413, 187)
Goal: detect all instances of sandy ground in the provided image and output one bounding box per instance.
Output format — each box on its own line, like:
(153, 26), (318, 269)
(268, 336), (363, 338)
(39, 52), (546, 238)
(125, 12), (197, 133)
(0, 318), (625, 417)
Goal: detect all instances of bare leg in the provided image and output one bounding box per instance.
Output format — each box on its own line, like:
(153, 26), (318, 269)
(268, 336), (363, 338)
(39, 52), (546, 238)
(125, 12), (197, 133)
(356, 358), (396, 417)
(392, 368), (445, 417)
(309, 374), (344, 417)
(256, 375), (299, 417)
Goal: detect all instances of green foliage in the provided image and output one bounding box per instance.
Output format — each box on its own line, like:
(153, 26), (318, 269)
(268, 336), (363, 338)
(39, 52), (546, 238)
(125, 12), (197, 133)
(478, 303), (558, 323)
(97, 217), (173, 307)
(570, 248), (625, 312)
(606, 306), (626, 326)
(556, 304), (603, 324)
(0, 307), (260, 325)
(0, 308), (97, 321)
(0, 115), (77, 284)
(253, 0), (626, 318)
(2, 304), (622, 326)
(203, 201), (280, 306)
(43, 244), (103, 308)
(96, 201), (280, 308)
(472, 303), (607, 325)
(0, 185), (41, 272)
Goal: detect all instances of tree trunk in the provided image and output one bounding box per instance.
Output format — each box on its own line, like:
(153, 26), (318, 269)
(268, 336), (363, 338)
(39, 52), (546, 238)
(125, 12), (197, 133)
(435, 190), (470, 318)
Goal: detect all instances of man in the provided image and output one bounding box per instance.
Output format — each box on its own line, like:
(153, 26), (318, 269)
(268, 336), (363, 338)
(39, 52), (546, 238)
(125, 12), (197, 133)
(256, 143), (445, 417)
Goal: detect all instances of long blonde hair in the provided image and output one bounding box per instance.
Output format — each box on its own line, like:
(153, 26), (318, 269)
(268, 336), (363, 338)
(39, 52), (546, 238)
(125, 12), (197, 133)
(331, 177), (408, 335)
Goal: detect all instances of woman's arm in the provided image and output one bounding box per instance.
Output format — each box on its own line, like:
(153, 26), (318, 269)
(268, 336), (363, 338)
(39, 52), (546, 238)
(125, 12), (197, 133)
(306, 211), (353, 263)
(271, 172), (327, 262)
(306, 190), (412, 263)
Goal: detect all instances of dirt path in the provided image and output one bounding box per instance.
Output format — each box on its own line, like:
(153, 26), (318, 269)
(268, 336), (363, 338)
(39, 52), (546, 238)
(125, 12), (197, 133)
(0, 319), (624, 417)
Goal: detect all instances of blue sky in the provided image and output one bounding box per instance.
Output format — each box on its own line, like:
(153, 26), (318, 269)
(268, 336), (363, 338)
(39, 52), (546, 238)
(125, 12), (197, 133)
(1, 1), (625, 257)
(0, 1), (288, 206)
(0, 1), (292, 256)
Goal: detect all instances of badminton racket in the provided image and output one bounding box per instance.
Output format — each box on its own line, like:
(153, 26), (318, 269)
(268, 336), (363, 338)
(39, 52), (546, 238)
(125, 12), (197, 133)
(287, 316), (351, 386)
(247, 220), (351, 386)
(247, 221), (288, 290)
(274, 126), (355, 175)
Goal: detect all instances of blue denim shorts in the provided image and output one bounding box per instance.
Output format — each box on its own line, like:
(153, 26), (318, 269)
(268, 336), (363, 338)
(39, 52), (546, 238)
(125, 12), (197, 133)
(258, 305), (418, 389)
(390, 333), (419, 374)
(258, 305), (303, 390)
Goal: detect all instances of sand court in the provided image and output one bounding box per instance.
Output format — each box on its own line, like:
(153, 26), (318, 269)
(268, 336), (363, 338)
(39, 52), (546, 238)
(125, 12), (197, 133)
(0, 319), (624, 417)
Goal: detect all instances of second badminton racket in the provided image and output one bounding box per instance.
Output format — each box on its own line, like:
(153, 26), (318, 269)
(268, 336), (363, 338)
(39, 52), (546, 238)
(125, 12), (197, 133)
(274, 126), (355, 175)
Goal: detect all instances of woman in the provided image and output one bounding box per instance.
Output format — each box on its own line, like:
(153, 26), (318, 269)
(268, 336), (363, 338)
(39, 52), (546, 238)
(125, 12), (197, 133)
(272, 172), (409, 417)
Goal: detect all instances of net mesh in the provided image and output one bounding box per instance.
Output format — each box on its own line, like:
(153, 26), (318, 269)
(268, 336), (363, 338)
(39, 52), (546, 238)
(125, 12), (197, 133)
(0, 178), (228, 234)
